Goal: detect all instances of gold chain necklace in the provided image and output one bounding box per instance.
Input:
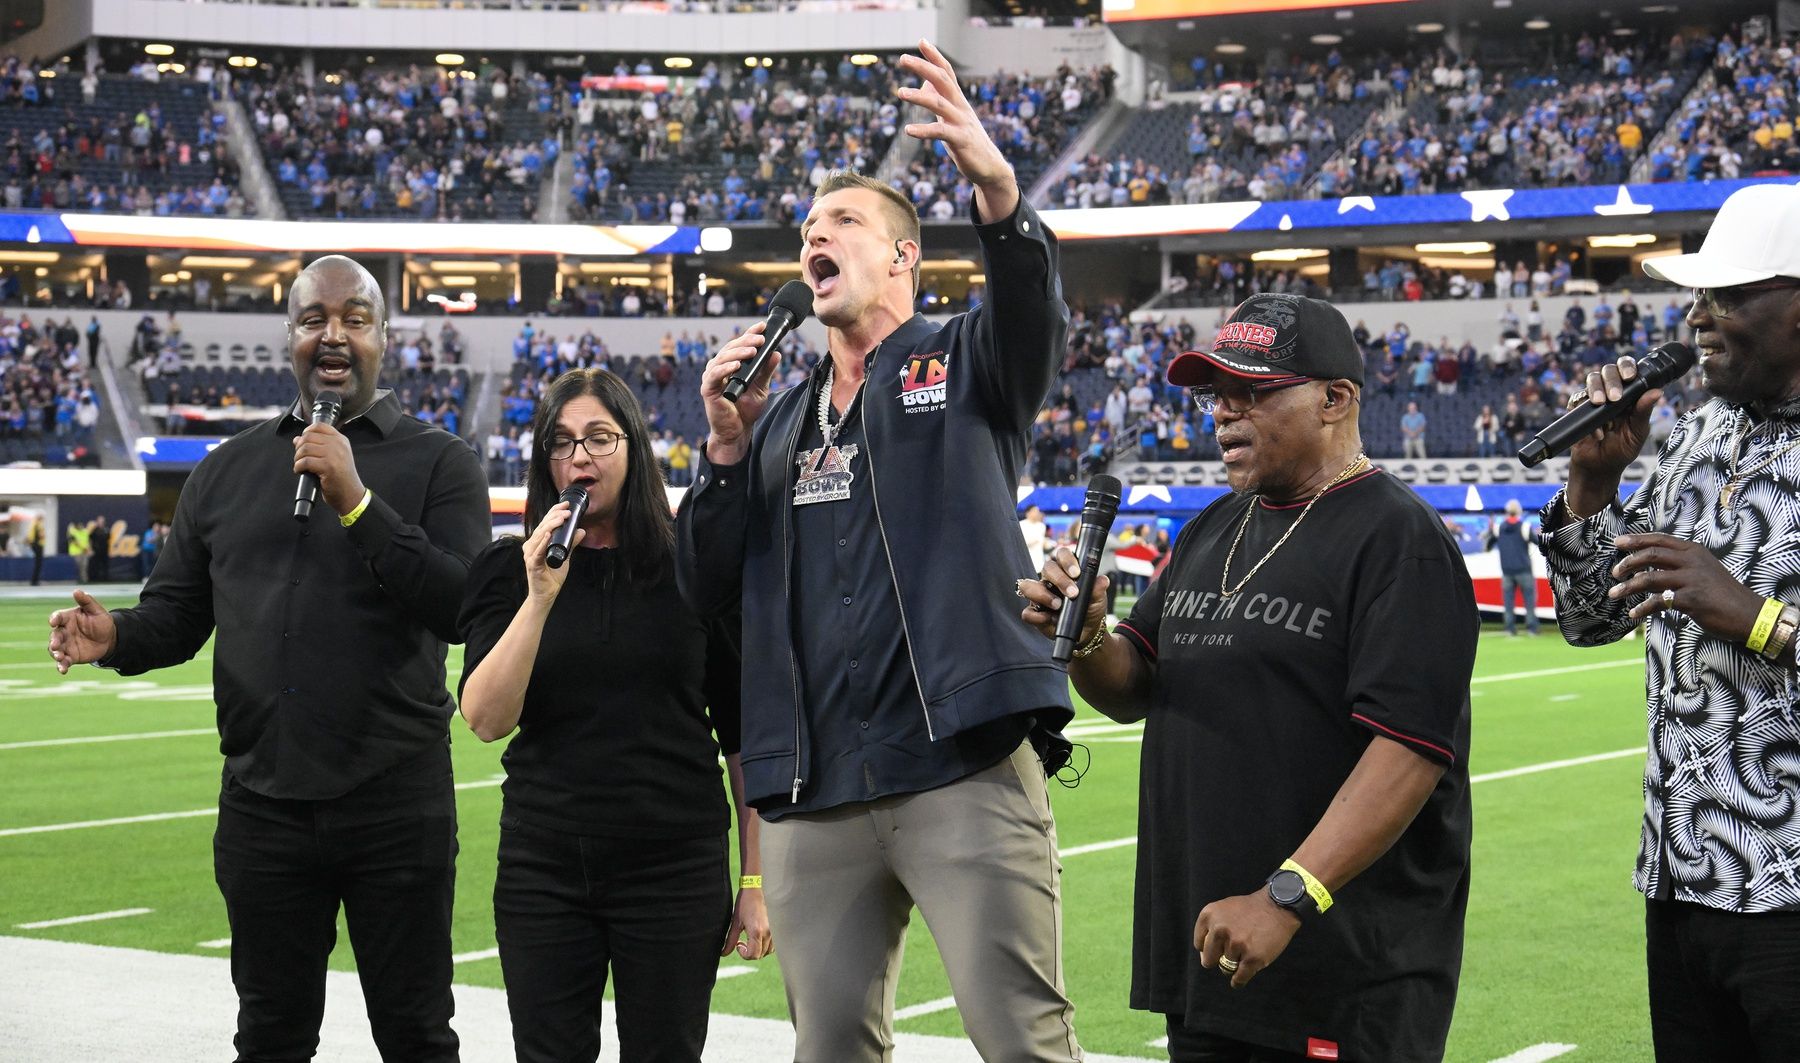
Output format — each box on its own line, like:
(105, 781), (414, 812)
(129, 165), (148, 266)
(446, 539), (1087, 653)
(1220, 453), (1371, 598)
(1720, 415), (1800, 512)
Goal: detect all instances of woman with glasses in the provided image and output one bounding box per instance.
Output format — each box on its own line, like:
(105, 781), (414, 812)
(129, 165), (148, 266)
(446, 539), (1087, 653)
(457, 368), (770, 1063)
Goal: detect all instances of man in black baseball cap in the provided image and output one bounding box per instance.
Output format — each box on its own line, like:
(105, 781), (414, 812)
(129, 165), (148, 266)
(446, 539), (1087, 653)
(1019, 289), (1476, 1061)
(1168, 293), (1365, 387)
(1165, 293), (1366, 495)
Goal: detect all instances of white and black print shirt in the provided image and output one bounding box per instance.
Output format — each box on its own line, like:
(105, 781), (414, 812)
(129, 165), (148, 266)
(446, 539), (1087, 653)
(1541, 396), (1800, 914)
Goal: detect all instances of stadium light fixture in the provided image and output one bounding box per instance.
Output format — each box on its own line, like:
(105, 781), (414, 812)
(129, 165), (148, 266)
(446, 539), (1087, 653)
(1415, 241), (1494, 254)
(157, 63), (186, 74)
(1611, 26), (1637, 35)
(429, 260), (503, 272)
(850, 54), (880, 66)
(664, 57), (694, 70)
(37, 70), (54, 79)
(744, 57), (759, 68)
(1588, 234), (1657, 248)
(1413, 21), (1445, 32)
(435, 53), (466, 67)
(437, 275), (478, 286)
(32, 267), (46, 277)
(0, 251), (60, 264)
(158, 273), (180, 283)
(575, 262), (654, 274)
(1310, 34), (1343, 45)
(1250, 248), (1327, 262)
(1640, 3), (1676, 10)
(1215, 43), (1247, 54)
(182, 256), (258, 269)
(144, 44), (175, 57)
(762, 58), (774, 67)
(699, 227), (733, 253)
(1524, 18), (1550, 29)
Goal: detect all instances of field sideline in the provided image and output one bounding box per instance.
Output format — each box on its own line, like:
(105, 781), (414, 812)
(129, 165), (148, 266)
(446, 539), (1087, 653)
(3, 592), (1655, 1060)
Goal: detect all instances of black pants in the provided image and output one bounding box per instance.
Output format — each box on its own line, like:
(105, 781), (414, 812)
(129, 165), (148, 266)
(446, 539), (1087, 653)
(494, 814), (731, 1063)
(212, 748), (459, 1063)
(1165, 1017), (1315, 1062)
(1646, 897), (1800, 1061)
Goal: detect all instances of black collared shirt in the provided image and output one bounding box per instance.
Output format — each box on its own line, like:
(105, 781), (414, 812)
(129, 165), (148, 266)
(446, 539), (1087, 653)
(103, 389), (491, 800)
(774, 368), (1028, 820)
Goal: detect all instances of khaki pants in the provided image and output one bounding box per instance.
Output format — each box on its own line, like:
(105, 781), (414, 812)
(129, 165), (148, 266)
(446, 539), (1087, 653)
(761, 740), (1083, 1063)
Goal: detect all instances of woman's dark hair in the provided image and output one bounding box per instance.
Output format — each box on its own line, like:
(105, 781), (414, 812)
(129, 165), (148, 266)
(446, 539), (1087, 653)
(523, 368), (672, 581)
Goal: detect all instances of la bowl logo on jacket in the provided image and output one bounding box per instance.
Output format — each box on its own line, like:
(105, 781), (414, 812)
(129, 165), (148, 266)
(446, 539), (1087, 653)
(898, 351), (949, 413)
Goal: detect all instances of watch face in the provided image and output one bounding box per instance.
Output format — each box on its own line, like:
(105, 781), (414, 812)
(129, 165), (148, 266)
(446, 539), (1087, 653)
(1269, 869), (1307, 908)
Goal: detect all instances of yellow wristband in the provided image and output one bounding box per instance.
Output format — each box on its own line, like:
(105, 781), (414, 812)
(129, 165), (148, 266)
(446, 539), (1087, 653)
(1748, 597), (1785, 653)
(739, 875), (762, 890)
(1281, 858), (1333, 914)
(339, 489), (374, 528)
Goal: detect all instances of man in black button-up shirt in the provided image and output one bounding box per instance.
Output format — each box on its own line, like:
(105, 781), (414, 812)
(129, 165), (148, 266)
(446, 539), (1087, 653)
(49, 256), (489, 1062)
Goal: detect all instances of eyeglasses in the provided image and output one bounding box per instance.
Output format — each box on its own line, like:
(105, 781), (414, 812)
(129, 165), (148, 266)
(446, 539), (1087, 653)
(1187, 376), (1314, 416)
(546, 431), (627, 460)
(1692, 279), (1800, 319)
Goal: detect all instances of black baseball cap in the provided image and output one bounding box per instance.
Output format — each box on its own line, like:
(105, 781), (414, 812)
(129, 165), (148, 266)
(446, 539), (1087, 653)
(1166, 294), (1364, 387)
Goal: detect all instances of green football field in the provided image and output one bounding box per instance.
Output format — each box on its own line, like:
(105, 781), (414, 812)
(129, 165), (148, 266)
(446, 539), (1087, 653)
(3, 593), (1654, 1061)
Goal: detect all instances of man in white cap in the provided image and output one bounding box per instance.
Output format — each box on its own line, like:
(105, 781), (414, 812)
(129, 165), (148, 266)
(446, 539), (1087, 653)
(1539, 181), (1800, 1060)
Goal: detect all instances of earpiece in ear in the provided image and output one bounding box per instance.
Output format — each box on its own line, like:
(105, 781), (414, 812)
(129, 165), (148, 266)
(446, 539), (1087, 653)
(1324, 396), (1336, 407)
(894, 240), (905, 265)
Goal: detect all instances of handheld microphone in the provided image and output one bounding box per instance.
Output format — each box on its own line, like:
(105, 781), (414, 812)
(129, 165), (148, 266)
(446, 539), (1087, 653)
(1518, 342), (1695, 467)
(723, 279), (813, 402)
(1053, 473), (1123, 664)
(293, 389), (343, 522)
(545, 484), (589, 569)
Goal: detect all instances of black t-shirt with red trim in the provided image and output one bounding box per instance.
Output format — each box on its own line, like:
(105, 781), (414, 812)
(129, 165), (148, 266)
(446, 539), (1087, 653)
(1118, 468), (1475, 1062)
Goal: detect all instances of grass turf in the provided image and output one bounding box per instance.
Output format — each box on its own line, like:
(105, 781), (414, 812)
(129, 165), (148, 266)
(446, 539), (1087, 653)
(2, 598), (1652, 1060)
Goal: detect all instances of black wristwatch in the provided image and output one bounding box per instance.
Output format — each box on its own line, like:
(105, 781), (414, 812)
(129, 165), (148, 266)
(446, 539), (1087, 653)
(1266, 869), (1320, 919)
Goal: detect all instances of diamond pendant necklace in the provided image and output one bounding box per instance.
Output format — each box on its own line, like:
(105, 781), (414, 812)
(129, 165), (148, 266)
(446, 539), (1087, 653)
(1720, 415), (1800, 512)
(1219, 453), (1370, 598)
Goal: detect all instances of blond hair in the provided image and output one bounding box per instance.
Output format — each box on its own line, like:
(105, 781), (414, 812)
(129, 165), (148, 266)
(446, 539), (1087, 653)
(808, 170), (922, 296)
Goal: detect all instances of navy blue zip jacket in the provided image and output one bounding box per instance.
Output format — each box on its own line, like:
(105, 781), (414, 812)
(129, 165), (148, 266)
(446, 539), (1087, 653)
(675, 200), (1076, 808)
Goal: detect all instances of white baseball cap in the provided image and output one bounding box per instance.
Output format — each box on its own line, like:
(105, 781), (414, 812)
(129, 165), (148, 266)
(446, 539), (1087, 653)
(1643, 182), (1800, 288)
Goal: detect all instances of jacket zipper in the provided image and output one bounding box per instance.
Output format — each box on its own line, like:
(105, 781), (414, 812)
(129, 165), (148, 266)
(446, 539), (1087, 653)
(860, 342), (936, 741)
(780, 387), (807, 802)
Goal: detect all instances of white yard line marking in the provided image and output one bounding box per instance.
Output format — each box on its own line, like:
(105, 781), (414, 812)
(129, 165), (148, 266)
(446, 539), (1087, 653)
(451, 947), (500, 964)
(1146, 1036), (1169, 1049)
(1471, 748), (1642, 784)
(1060, 836), (1138, 858)
(1, 776), (507, 837)
(1086, 736), (1145, 744)
(17, 907), (153, 929)
(1473, 659), (1640, 683)
(0, 808), (218, 837)
(893, 995), (958, 1021)
(1489, 1044), (1578, 1063)
(716, 965), (758, 980)
(0, 728), (215, 750)
(196, 938), (230, 949)
(1549, 693), (1582, 702)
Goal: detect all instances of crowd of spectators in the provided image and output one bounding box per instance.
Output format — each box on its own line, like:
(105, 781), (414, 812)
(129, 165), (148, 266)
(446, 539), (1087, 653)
(0, 56), (247, 216)
(1658, 30), (1800, 182)
(1072, 32), (1709, 212)
(241, 64), (550, 220)
(567, 55), (900, 225)
(1022, 283), (1696, 482)
(0, 312), (103, 461)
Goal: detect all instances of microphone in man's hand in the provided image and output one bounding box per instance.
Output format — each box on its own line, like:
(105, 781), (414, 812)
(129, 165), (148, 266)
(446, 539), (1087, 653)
(545, 484), (589, 569)
(1517, 341), (1696, 467)
(292, 389), (342, 522)
(1053, 474), (1124, 664)
(723, 279), (813, 402)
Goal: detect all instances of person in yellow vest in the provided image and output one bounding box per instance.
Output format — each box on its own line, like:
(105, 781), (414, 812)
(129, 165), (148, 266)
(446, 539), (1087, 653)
(667, 433), (693, 487)
(66, 521), (90, 584)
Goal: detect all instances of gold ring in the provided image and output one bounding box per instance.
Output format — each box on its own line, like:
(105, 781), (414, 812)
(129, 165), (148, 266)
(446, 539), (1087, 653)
(1218, 956), (1240, 973)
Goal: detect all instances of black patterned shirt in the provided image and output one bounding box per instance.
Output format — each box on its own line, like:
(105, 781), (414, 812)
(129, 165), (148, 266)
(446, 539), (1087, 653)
(1540, 396), (1800, 914)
